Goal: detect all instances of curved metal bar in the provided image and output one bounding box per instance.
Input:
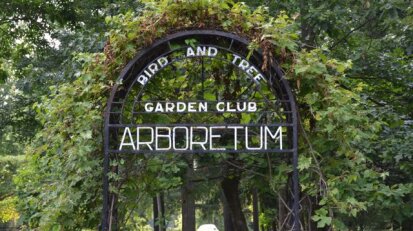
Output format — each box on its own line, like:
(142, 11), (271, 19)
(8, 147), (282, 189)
(121, 43), (271, 123)
(106, 30), (291, 118)
(102, 30), (300, 231)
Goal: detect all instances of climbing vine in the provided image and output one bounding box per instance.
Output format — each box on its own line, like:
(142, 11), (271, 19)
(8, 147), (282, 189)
(14, 0), (407, 230)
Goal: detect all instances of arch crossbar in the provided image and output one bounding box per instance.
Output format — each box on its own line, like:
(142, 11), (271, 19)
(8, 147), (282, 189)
(102, 30), (300, 231)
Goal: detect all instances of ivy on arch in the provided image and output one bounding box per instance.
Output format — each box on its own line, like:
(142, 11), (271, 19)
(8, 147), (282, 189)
(15, 1), (386, 230)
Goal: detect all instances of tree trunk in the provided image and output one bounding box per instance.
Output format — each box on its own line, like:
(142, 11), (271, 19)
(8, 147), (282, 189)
(153, 197), (159, 231)
(278, 186), (288, 231)
(153, 193), (166, 231)
(221, 190), (234, 231)
(252, 189), (259, 231)
(221, 176), (248, 231)
(402, 219), (413, 231)
(182, 160), (196, 231)
(300, 0), (316, 48)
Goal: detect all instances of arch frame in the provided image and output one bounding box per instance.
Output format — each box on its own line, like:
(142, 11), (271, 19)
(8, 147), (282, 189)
(102, 30), (300, 231)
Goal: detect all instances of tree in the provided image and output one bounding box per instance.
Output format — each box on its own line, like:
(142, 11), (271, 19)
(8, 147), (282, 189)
(0, 0), (143, 227)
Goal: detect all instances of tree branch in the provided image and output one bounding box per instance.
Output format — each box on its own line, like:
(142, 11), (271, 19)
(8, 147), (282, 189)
(329, 18), (373, 50)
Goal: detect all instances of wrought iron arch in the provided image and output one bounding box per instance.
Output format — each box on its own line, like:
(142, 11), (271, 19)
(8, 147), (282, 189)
(102, 30), (300, 231)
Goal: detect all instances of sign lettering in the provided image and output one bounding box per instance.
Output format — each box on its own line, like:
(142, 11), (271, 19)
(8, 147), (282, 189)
(114, 44), (287, 153)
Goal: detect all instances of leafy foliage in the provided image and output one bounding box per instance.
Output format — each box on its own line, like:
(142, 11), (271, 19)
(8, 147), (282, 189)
(0, 196), (19, 223)
(7, 0), (413, 230)
(0, 155), (23, 223)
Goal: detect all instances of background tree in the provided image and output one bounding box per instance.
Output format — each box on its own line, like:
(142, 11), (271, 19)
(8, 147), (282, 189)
(0, 0), (143, 226)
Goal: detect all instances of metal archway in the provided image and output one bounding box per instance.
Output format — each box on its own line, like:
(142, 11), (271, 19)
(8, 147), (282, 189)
(102, 30), (299, 231)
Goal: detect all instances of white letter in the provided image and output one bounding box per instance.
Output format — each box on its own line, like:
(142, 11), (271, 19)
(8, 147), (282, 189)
(177, 102), (186, 112)
(144, 70), (152, 78)
(137, 75), (148, 85)
(239, 59), (250, 71)
(188, 102), (196, 112)
(137, 127), (154, 150)
(187, 47), (195, 57)
(236, 102), (246, 112)
(155, 127), (171, 150)
(247, 66), (258, 76)
(228, 126), (243, 150)
(119, 127), (136, 150)
(209, 126), (225, 150)
(248, 102), (257, 112)
(245, 126), (263, 150)
(208, 47), (218, 57)
(157, 57), (168, 67)
(264, 126), (283, 150)
(254, 73), (263, 82)
(165, 102), (175, 112)
(232, 54), (241, 64)
(148, 63), (159, 75)
(190, 126), (208, 150)
(144, 102), (154, 112)
(216, 102), (225, 112)
(226, 102), (236, 112)
(199, 102), (207, 112)
(154, 103), (164, 112)
(197, 46), (207, 56)
(173, 127), (189, 150)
